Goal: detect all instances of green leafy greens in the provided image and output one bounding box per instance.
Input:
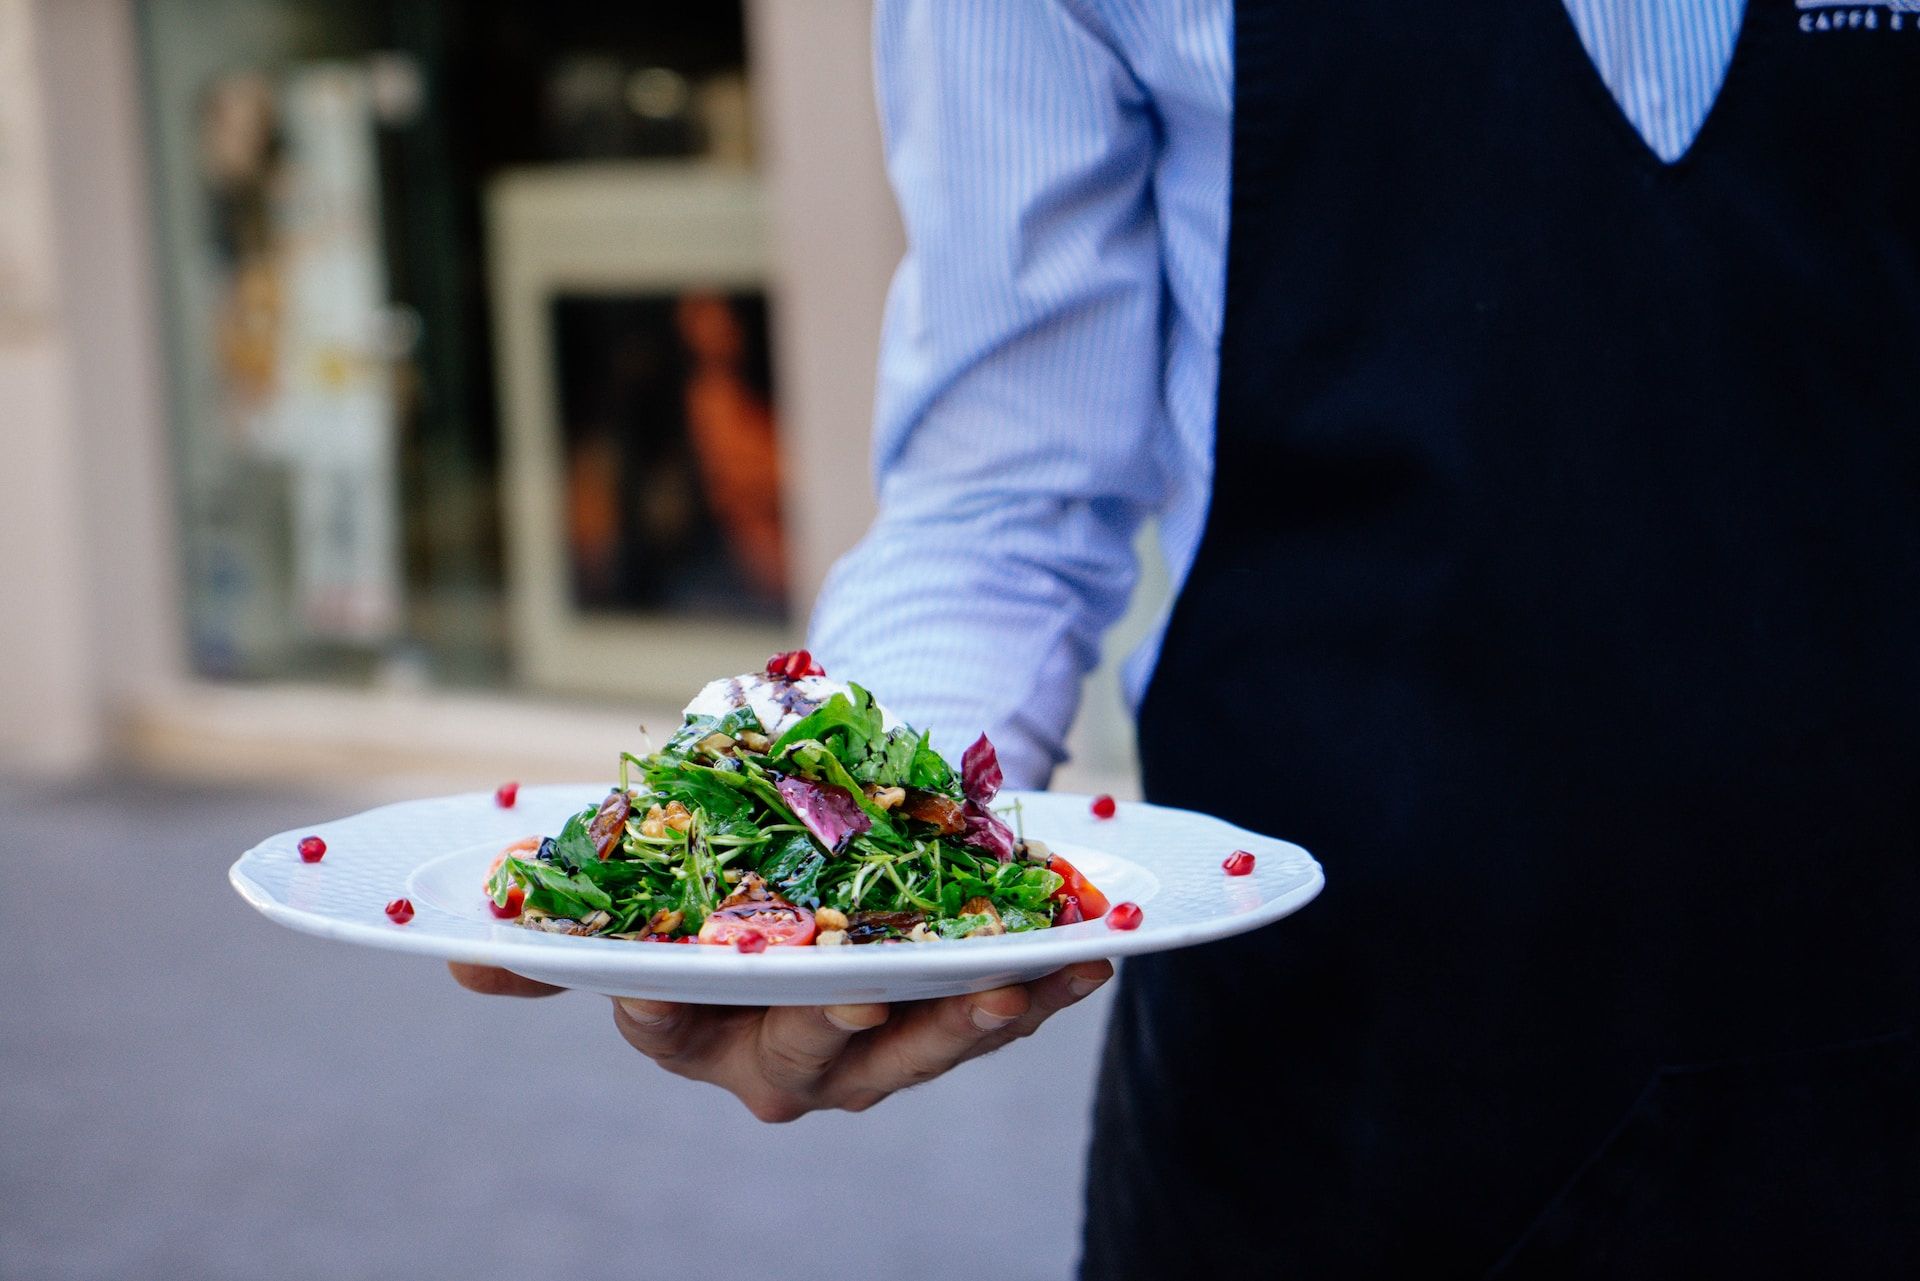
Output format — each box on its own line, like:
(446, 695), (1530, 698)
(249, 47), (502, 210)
(489, 680), (1067, 945)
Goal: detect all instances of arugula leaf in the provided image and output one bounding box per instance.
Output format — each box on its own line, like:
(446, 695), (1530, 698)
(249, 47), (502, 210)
(652, 818), (722, 932)
(988, 862), (1063, 911)
(549, 807), (601, 871)
(700, 758), (801, 823)
(935, 912), (996, 940)
(854, 726), (923, 788)
(999, 906), (1052, 932)
(567, 856), (649, 894)
(486, 855), (516, 908)
(505, 856), (613, 917)
(665, 715), (721, 756)
(769, 686), (883, 763)
(908, 731), (955, 791)
(761, 831), (826, 907)
(718, 704), (766, 737)
(640, 765), (753, 825)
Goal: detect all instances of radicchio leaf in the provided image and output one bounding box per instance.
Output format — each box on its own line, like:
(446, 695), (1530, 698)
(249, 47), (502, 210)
(962, 800), (1016, 863)
(775, 774), (871, 853)
(960, 734), (1003, 805)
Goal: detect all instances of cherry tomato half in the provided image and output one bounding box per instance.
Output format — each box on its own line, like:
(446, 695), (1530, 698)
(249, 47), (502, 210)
(487, 836), (543, 878)
(697, 901), (817, 948)
(1048, 853), (1110, 919)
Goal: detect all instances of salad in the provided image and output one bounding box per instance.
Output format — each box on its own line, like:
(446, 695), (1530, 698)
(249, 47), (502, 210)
(484, 651), (1109, 949)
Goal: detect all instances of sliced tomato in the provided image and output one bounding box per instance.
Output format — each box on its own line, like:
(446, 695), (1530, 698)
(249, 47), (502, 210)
(487, 836), (543, 878)
(1048, 853), (1109, 919)
(697, 900), (817, 948)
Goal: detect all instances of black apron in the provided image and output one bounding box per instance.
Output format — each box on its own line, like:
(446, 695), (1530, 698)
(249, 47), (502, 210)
(1085, 2), (1920, 1275)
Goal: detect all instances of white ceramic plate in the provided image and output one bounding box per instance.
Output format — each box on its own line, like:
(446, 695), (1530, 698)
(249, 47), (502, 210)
(230, 786), (1323, 1005)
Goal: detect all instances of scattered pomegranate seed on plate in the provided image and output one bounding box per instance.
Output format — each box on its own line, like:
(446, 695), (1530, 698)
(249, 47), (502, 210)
(1106, 902), (1143, 931)
(494, 780), (519, 808)
(1090, 794), (1117, 819)
(297, 835), (326, 863)
(1223, 850), (1256, 876)
(734, 931), (769, 954)
(384, 898), (415, 925)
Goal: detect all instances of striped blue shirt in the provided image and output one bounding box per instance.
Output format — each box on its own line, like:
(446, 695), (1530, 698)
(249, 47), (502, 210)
(810, 0), (1748, 787)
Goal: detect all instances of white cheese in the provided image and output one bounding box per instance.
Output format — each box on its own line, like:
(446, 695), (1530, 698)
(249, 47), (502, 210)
(682, 672), (900, 739)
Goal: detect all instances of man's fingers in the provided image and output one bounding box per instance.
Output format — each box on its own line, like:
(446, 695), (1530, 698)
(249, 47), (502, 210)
(611, 997), (707, 1068)
(447, 962), (566, 998)
(1017, 960), (1114, 1030)
(955, 960), (1114, 1062)
(827, 984), (1031, 1100)
(755, 1003), (889, 1095)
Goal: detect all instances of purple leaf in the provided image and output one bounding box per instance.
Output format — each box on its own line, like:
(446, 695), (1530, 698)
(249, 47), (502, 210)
(961, 734), (1003, 806)
(962, 800), (1016, 863)
(775, 774), (871, 852)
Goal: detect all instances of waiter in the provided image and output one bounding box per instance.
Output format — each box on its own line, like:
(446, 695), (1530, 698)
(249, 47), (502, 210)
(455, 1), (1918, 1273)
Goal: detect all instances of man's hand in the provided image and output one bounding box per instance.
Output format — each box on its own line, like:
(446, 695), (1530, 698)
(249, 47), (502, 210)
(448, 960), (1113, 1122)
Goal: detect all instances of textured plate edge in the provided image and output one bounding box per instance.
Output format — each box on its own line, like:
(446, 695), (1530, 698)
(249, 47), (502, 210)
(230, 855), (1325, 980)
(227, 791), (1327, 995)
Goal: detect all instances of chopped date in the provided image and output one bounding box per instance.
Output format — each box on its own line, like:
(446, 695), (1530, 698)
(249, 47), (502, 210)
(898, 789), (966, 835)
(588, 790), (634, 861)
(844, 910), (925, 944)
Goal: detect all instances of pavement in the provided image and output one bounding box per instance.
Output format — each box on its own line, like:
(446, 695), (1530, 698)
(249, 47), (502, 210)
(0, 773), (1115, 1281)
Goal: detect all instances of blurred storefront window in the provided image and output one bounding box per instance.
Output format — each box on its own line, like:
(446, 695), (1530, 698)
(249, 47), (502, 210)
(137, 0), (777, 700)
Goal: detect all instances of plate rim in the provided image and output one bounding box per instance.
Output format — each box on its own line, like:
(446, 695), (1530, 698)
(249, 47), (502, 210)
(229, 788), (1325, 981)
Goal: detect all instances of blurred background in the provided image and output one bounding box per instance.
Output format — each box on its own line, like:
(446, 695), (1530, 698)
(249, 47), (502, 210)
(1, 2), (1160, 1277)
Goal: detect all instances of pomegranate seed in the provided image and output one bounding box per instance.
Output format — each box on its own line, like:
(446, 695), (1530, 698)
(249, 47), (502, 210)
(384, 898), (415, 925)
(1223, 850), (1256, 877)
(1055, 895), (1085, 926)
(487, 885), (526, 919)
(766, 649), (825, 680)
(297, 835), (326, 863)
(494, 780), (519, 808)
(735, 931), (769, 954)
(1106, 901), (1143, 931)
(1090, 794), (1117, 819)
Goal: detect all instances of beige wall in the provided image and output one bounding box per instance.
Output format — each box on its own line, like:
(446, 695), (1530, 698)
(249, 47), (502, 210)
(0, 0), (177, 772)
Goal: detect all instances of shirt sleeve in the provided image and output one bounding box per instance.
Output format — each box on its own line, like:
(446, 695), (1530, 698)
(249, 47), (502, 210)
(808, 1), (1170, 789)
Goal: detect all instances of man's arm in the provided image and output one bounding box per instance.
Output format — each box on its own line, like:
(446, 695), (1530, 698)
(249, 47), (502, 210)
(455, 0), (1167, 1117)
(811, 0), (1171, 788)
